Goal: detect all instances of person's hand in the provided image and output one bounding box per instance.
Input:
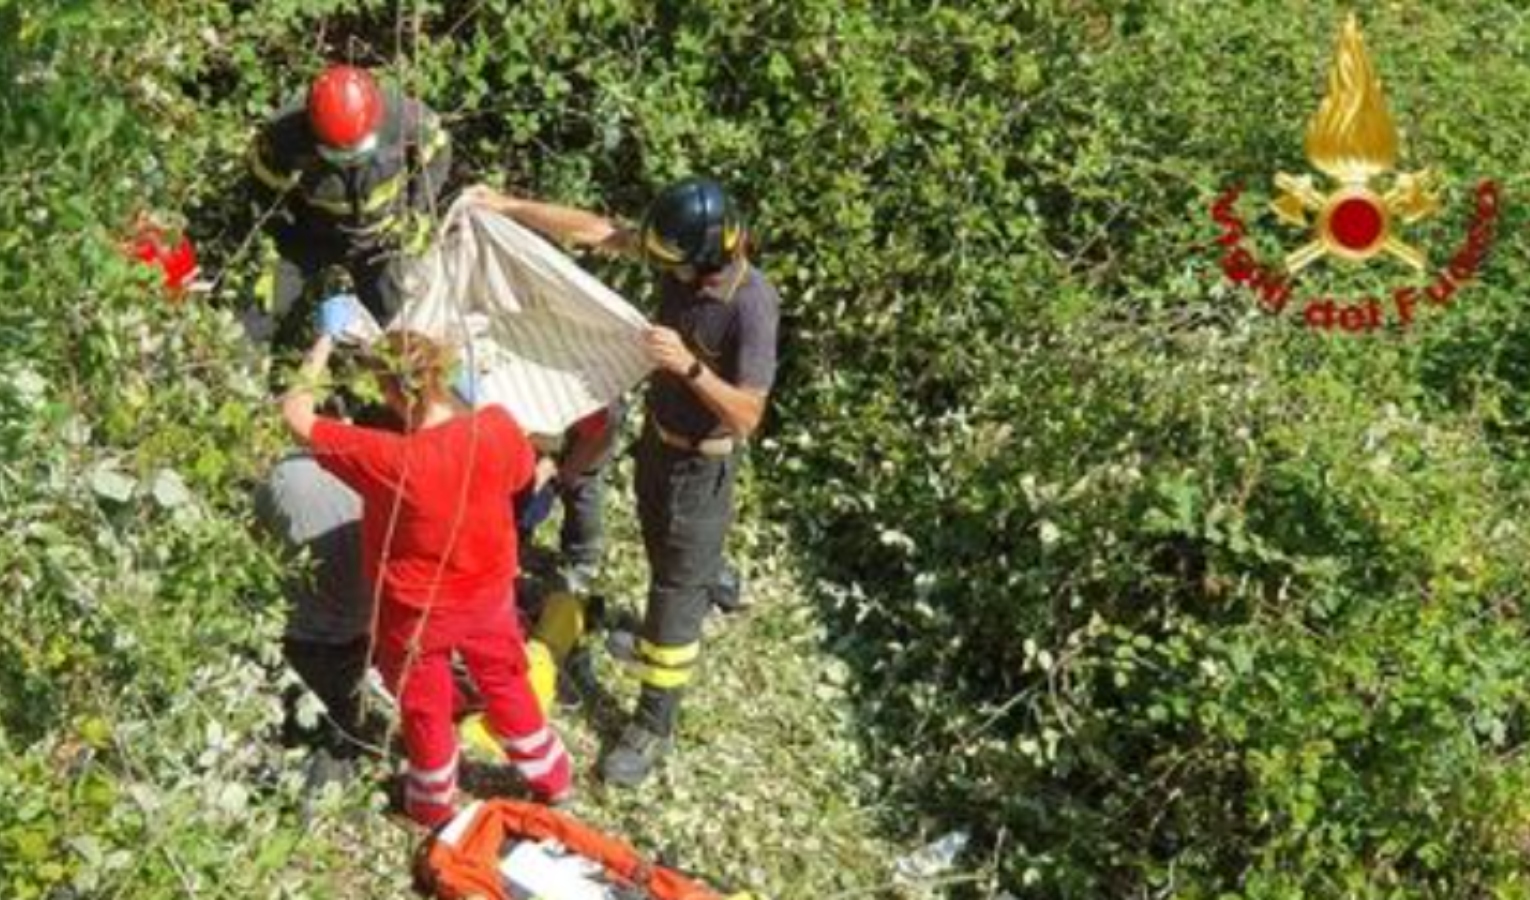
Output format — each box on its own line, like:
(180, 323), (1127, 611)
(533, 456), (559, 491)
(461, 184), (520, 215)
(315, 294), (357, 339)
(643, 327), (697, 377)
(460, 184), (497, 208)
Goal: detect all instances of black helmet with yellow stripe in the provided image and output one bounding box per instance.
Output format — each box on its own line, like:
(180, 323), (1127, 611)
(639, 177), (744, 274)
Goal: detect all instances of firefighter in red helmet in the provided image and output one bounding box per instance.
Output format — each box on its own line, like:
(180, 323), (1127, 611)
(245, 64), (450, 348)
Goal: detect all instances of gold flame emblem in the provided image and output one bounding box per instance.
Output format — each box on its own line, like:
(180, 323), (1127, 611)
(1272, 14), (1439, 273)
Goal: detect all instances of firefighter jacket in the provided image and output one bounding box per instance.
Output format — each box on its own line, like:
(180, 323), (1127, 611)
(248, 89), (450, 255)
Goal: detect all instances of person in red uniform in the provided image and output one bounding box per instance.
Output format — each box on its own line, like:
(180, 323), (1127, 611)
(280, 297), (572, 827)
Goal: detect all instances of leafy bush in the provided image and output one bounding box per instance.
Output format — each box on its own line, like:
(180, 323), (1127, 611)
(741, 2), (1530, 896)
(0, 6), (348, 896)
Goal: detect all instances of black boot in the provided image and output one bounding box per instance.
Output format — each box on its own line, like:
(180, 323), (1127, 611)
(556, 644), (598, 710)
(709, 563), (748, 614)
(598, 687), (679, 787)
(599, 723), (674, 788)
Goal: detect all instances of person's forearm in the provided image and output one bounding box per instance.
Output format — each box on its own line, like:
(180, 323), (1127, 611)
(512, 201), (618, 246)
(281, 335), (334, 442)
(687, 369), (766, 439)
(491, 194), (630, 251)
(298, 334), (334, 385)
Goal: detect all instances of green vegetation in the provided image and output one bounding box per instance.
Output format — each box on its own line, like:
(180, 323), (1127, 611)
(4, 1), (1530, 897)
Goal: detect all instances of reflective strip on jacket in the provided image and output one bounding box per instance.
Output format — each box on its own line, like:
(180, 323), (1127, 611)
(248, 88), (451, 248)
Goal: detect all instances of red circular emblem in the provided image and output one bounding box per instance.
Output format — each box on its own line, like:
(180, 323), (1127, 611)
(1328, 196), (1385, 252)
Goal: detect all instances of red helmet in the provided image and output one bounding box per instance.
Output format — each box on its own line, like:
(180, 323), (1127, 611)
(306, 65), (383, 149)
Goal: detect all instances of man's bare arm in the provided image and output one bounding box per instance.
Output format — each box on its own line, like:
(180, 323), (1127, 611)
(643, 327), (769, 438)
(462, 185), (637, 256)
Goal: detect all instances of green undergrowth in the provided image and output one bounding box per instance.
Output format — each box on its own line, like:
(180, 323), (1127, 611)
(154, 473), (918, 900)
(533, 488), (912, 898)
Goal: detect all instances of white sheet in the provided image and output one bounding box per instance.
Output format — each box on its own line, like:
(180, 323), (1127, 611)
(389, 201), (652, 435)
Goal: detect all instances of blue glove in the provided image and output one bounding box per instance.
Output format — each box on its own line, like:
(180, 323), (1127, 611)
(516, 484), (557, 536)
(452, 367), (479, 405)
(315, 294), (358, 338)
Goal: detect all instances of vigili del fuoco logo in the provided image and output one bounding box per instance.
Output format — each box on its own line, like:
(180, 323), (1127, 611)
(1210, 14), (1501, 333)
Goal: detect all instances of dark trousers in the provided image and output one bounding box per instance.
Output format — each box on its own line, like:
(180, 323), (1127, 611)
(558, 471), (608, 575)
(282, 636), (375, 759)
(632, 429), (737, 735)
(556, 400), (626, 576)
(258, 224), (407, 352)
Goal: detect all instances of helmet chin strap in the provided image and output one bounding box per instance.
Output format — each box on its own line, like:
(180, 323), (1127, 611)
(317, 131), (380, 167)
(700, 235), (748, 279)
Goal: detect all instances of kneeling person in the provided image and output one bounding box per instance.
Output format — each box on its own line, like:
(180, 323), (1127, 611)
(254, 449), (377, 766)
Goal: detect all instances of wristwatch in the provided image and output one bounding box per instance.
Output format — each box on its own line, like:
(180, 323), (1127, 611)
(685, 359), (705, 381)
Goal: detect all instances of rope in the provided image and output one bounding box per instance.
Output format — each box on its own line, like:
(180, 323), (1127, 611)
(351, 0), (501, 786)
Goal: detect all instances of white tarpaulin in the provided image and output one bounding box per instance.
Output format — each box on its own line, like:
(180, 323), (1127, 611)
(388, 201), (652, 435)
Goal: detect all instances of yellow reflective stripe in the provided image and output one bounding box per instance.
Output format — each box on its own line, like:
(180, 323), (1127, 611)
(248, 143), (299, 191)
(643, 227), (685, 264)
(362, 174), (405, 213)
(305, 178), (410, 217)
(637, 665), (693, 689)
(638, 640), (699, 667)
(303, 193), (352, 215)
(254, 267), (276, 314)
(418, 122), (448, 164)
(401, 212), (433, 254)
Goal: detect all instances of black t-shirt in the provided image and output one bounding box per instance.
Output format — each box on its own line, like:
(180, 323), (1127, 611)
(647, 261), (781, 441)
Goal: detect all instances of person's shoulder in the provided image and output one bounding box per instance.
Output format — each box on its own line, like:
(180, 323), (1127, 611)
(477, 404), (526, 437)
(311, 417), (392, 453)
(394, 91), (443, 136)
(397, 91), (441, 120)
(262, 95), (309, 138)
(308, 416), (346, 445)
(472, 407), (535, 469)
(735, 265), (781, 314)
(258, 98), (314, 163)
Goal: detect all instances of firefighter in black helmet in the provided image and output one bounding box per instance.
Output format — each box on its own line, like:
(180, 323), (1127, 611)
(463, 177), (781, 786)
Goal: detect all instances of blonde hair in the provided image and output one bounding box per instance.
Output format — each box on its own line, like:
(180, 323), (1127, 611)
(365, 330), (456, 412)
